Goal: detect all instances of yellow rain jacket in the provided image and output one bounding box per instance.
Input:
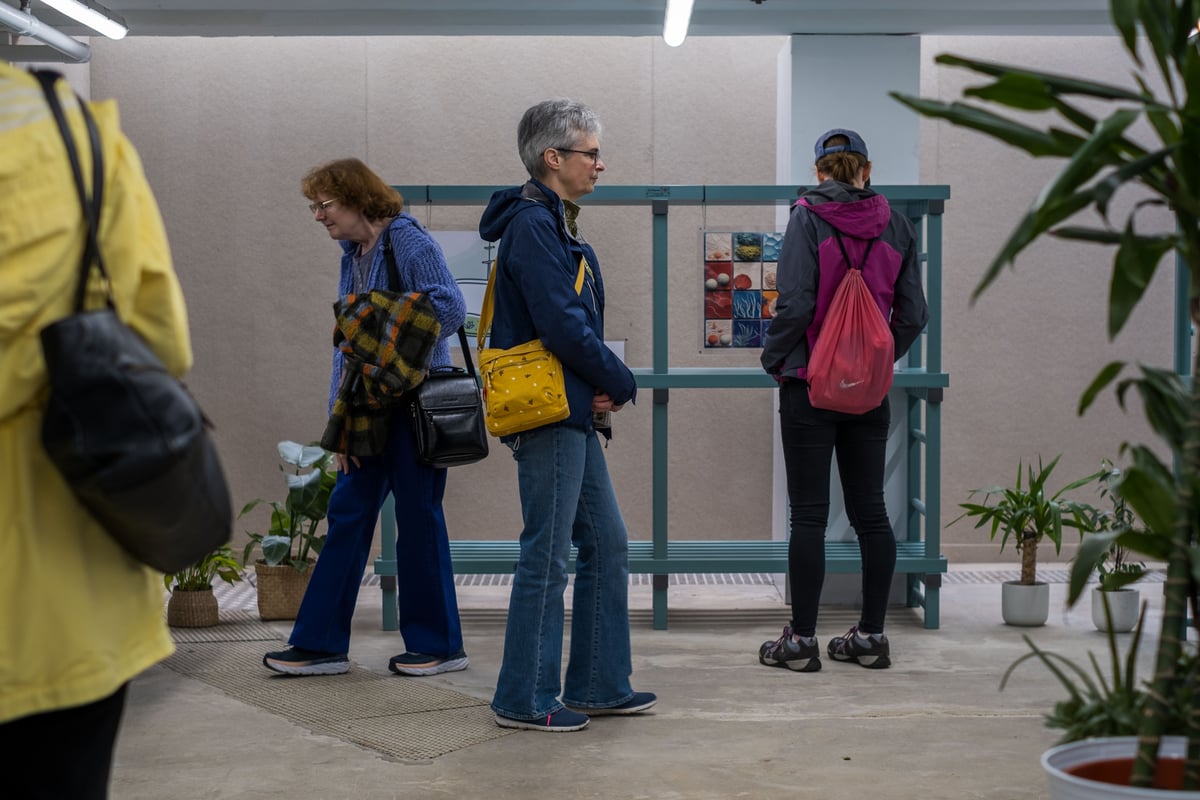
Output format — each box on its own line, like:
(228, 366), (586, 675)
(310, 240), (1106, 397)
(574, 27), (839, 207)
(0, 64), (191, 723)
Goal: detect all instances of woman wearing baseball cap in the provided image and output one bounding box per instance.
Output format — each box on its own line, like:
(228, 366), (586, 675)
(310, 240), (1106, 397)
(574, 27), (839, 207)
(758, 129), (929, 673)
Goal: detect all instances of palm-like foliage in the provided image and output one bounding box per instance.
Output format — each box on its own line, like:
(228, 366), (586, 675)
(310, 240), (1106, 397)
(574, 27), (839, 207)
(951, 455), (1099, 585)
(894, 0), (1199, 788)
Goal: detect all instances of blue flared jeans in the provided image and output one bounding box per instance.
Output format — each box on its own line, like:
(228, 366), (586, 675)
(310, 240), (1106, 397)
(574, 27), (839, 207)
(289, 410), (463, 657)
(491, 425), (634, 721)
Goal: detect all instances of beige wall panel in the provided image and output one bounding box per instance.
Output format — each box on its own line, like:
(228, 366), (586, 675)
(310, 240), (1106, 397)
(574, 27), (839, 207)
(85, 33), (1180, 564)
(88, 35), (780, 550)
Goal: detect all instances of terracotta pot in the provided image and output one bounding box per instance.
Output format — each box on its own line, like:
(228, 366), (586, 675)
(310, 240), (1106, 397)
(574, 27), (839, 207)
(166, 587), (219, 628)
(1091, 587), (1140, 633)
(1043, 736), (1199, 798)
(253, 560), (313, 621)
(1001, 580), (1049, 627)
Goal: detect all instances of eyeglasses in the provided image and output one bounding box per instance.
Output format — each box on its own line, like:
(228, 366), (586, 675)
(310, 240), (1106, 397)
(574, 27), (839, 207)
(308, 198), (336, 214)
(554, 147), (601, 165)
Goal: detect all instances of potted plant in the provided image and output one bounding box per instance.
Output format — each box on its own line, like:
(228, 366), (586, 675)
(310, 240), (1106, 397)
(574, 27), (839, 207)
(163, 545), (243, 628)
(894, 0), (1199, 791)
(950, 454), (1098, 626)
(240, 440), (336, 621)
(1080, 462), (1147, 633)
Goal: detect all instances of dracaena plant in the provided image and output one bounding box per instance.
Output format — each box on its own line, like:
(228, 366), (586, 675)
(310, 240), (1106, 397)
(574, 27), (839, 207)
(950, 455), (1100, 586)
(239, 441), (336, 572)
(894, 0), (1200, 788)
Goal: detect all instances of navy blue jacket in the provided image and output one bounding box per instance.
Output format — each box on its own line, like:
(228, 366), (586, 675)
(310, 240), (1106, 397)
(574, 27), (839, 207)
(478, 180), (636, 432)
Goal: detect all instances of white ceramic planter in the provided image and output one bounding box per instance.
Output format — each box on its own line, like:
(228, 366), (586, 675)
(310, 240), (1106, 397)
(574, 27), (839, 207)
(1001, 580), (1049, 626)
(1091, 587), (1141, 633)
(1043, 736), (1199, 798)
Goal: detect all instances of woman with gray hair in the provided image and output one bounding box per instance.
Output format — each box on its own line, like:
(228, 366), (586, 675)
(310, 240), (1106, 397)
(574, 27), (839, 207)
(478, 99), (655, 732)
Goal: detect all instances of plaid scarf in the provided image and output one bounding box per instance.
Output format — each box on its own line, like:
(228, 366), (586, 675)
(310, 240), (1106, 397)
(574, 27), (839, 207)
(320, 290), (441, 457)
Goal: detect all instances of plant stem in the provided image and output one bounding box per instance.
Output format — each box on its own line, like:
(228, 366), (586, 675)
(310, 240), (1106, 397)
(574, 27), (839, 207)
(1020, 533), (1037, 585)
(1132, 269), (1200, 788)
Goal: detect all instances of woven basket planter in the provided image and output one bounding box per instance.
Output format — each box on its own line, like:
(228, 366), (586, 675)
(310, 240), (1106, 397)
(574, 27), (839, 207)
(166, 588), (219, 628)
(254, 561), (313, 621)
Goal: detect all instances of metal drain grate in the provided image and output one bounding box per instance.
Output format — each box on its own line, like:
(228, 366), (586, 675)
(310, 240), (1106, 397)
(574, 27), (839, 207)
(941, 568), (1165, 585)
(162, 639), (511, 761)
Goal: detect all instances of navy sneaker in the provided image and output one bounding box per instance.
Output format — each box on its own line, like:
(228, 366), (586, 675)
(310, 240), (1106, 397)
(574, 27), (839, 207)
(388, 648), (469, 676)
(494, 708), (590, 732)
(758, 625), (821, 672)
(566, 691), (657, 716)
(827, 625), (891, 669)
(263, 647), (350, 676)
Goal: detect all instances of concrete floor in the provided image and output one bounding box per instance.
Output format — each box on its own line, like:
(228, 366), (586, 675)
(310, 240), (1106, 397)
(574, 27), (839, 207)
(112, 566), (1167, 800)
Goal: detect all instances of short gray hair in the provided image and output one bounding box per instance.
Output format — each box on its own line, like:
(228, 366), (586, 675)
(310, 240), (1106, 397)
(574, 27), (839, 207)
(517, 98), (602, 179)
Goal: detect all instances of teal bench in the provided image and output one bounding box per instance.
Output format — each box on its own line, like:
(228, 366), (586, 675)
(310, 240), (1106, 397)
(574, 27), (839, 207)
(374, 495), (947, 630)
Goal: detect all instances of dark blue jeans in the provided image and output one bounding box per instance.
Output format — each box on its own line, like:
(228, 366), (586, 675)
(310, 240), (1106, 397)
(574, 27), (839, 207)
(778, 380), (896, 637)
(290, 410), (463, 657)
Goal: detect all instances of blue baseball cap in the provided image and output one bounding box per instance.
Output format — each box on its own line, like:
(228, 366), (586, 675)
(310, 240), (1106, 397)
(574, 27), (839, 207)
(814, 128), (868, 162)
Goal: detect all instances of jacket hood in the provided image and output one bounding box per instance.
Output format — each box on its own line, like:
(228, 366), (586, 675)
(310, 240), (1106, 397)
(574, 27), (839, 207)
(798, 180), (891, 239)
(478, 180), (557, 242)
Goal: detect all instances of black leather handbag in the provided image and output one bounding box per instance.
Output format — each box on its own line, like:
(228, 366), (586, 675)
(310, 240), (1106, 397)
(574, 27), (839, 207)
(34, 70), (232, 573)
(411, 327), (490, 467)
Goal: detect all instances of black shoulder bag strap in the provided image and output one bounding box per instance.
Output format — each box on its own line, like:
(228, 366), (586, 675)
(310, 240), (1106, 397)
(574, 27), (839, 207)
(832, 228), (876, 273)
(32, 70), (108, 314)
(382, 233), (477, 380)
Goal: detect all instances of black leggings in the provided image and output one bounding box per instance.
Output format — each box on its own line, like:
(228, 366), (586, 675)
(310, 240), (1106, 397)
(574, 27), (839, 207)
(0, 683), (128, 800)
(778, 381), (896, 637)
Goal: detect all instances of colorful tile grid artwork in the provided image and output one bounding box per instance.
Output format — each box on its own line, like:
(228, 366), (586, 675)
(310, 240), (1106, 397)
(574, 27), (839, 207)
(702, 231), (782, 348)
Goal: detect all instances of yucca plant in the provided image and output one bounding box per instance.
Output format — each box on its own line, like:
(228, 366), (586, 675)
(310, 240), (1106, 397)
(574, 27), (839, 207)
(951, 455), (1099, 586)
(894, 0), (1199, 788)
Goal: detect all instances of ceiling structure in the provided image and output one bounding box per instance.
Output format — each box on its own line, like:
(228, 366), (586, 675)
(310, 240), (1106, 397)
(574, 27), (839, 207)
(1, 0), (1119, 39)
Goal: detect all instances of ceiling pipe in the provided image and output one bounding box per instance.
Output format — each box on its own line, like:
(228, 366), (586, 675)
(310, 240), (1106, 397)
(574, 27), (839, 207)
(0, 4), (90, 62)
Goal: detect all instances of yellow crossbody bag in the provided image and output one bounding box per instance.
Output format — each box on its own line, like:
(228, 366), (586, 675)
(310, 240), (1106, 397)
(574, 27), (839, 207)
(476, 257), (586, 437)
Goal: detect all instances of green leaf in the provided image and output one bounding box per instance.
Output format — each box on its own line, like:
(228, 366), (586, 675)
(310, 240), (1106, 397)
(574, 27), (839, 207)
(933, 54), (1149, 102)
(965, 72), (1057, 110)
(1052, 227), (1122, 245)
(1078, 361), (1127, 414)
(1109, 223), (1174, 336)
(1117, 460), (1176, 541)
(1069, 531), (1120, 603)
(260, 535), (291, 565)
(890, 94), (1076, 157)
(1035, 108), (1140, 210)
(1110, 0), (1141, 64)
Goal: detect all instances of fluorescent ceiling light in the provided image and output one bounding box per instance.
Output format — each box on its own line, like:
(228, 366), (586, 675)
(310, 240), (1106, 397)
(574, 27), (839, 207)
(40, 0), (128, 40)
(663, 0), (694, 47)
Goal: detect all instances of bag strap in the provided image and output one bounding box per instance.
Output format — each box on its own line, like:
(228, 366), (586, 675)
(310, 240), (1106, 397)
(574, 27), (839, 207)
(33, 70), (108, 314)
(476, 255), (586, 351)
(832, 229), (876, 273)
(384, 229), (477, 378)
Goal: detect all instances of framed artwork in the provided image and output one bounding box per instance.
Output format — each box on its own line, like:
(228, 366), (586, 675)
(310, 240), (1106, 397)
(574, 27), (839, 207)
(702, 230), (784, 349)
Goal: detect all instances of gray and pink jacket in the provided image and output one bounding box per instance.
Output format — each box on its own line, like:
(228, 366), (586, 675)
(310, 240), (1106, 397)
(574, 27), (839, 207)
(760, 180), (929, 381)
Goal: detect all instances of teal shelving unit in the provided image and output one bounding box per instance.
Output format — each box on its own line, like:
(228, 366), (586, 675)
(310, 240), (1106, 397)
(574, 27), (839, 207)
(377, 184), (951, 630)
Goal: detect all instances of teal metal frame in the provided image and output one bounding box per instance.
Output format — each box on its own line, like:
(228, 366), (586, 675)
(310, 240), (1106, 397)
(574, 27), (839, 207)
(379, 184), (951, 631)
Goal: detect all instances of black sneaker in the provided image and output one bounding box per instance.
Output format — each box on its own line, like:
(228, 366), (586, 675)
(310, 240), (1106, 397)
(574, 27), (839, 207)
(494, 708), (590, 732)
(827, 625), (891, 669)
(758, 625), (821, 672)
(263, 647), (350, 676)
(388, 648), (469, 676)
(566, 691), (657, 716)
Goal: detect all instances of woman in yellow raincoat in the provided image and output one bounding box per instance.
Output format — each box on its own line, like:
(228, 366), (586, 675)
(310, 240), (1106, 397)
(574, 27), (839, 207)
(0, 64), (192, 798)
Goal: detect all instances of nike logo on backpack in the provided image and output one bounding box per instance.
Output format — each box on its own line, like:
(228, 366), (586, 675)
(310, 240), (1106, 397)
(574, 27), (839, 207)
(839, 379), (864, 389)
